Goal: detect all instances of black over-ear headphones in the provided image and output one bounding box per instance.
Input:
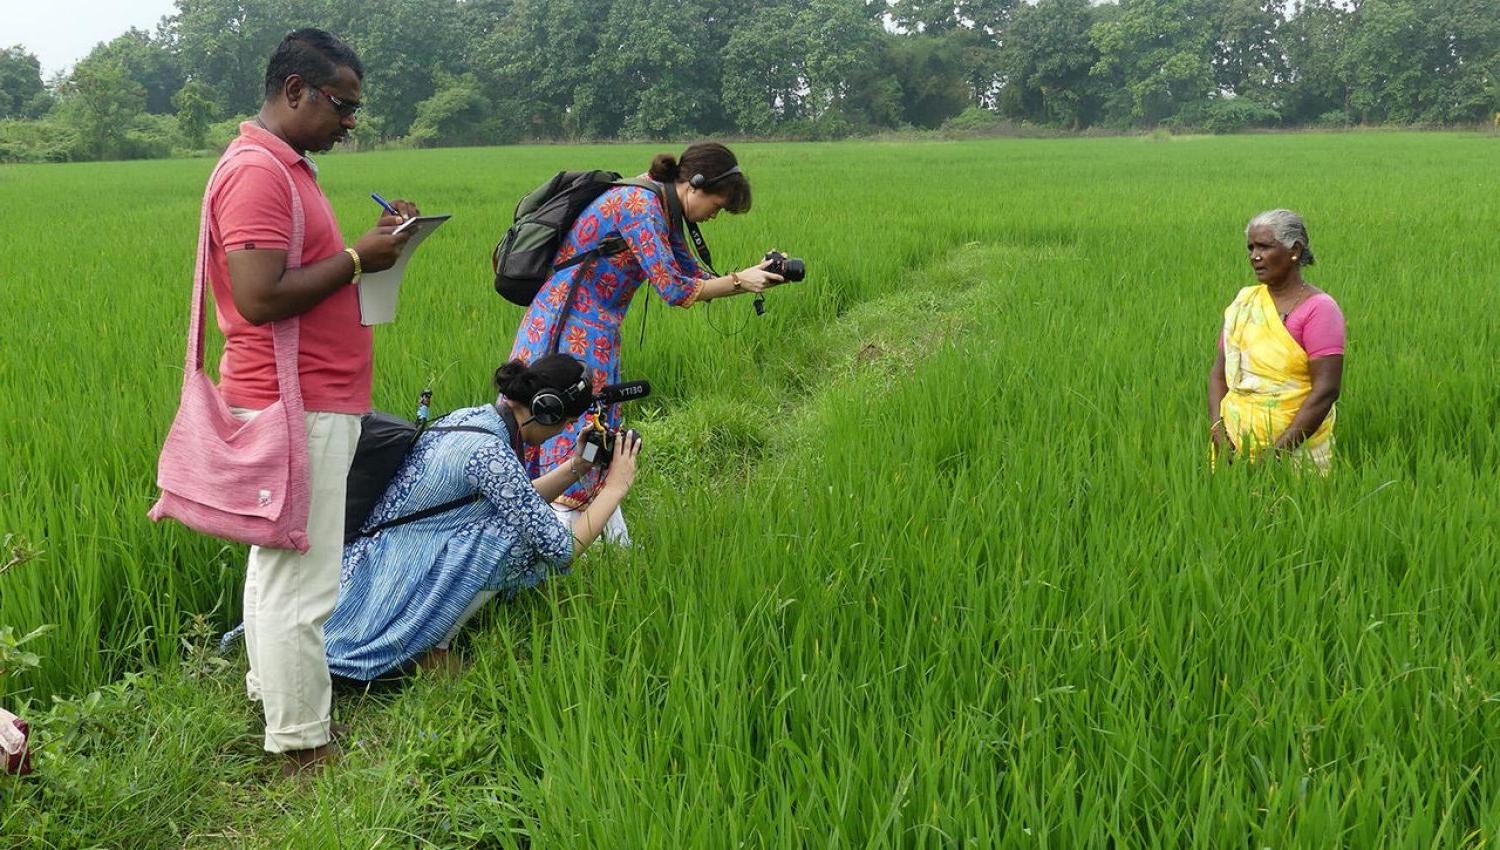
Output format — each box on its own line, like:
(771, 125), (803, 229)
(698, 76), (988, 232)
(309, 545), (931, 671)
(529, 373), (591, 426)
(688, 165), (742, 189)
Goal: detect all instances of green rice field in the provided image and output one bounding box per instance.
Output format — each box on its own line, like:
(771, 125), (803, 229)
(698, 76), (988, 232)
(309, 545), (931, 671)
(3, 132), (1500, 845)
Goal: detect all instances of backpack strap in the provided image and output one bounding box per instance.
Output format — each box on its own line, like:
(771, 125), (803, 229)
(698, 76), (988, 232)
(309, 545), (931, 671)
(355, 490), (485, 538)
(553, 234), (629, 272)
(353, 408), (525, 539)
(546, 233), (630, 354)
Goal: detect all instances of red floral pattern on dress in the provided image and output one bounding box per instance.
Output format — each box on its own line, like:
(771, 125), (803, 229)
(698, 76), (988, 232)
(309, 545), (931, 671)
(572, 286), (596, 317)
(596, 270), (619, 299)
(592, 334), (614, 364)
(575, 213), (600, 245)
(565, 326), (588, 356)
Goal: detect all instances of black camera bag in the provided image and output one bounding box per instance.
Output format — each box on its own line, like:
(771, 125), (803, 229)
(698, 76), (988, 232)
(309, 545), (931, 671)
(344, 407), (523, 543)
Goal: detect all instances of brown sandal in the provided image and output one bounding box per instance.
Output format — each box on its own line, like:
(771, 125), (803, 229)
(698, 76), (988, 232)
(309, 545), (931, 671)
(279, 740), (342, 778)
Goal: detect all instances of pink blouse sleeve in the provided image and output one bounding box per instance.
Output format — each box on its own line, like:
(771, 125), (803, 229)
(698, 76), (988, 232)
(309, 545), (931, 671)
(1296, 295), (1346, 358)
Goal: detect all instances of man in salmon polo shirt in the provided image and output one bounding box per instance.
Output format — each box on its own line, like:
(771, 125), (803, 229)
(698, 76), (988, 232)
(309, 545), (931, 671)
(207, 28), (417, 775)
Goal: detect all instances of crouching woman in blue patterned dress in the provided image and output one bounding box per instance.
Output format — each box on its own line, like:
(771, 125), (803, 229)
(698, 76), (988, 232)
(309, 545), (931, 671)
(323, 354), (641, 680)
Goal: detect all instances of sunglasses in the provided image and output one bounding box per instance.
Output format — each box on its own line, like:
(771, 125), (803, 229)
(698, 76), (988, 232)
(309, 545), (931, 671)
(314, 87), (361, 118)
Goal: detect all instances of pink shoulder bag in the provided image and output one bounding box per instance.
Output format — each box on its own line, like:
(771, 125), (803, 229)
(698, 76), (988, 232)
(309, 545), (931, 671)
(147, 144), (312, 553)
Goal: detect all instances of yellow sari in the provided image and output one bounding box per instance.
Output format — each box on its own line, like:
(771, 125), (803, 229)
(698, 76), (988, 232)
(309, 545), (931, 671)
(1218, 285), (1335, 471)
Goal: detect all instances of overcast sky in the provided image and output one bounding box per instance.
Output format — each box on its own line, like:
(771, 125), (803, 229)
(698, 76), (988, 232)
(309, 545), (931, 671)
(3, 0), (179, 77)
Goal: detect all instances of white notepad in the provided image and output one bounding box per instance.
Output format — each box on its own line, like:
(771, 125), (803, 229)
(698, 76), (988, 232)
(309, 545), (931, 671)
(357, 214), (451, 325)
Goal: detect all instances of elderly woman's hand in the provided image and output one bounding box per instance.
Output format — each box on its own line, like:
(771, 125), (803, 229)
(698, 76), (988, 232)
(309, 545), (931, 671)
(600, 430), (642, 495)
(1211, 419), (1235, 464)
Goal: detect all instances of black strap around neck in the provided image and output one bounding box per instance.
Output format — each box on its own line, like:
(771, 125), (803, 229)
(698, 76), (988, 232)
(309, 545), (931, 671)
(660, 180), (716, 275)
(493, 402), (525, 460)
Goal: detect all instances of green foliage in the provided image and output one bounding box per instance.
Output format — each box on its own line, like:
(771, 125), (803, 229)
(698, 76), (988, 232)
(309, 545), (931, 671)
(801, 0), (889, 122)
(576, 0), (733, 140)
(941, 104), (1006, 134)
(1280, 0), (1353, 121)
(1343, 0), (1500, 124)
(0, 625), (53, 684)
(0, 669), (258, 849)
(0, 535), (50, 684)
(332, 0), (474, 138)
(169, 0), (305, 119)
(0, 46), (47, 120)
(206, 116), (248, 150)
(122, 112), (180, 160)
(1090, 0), (1217, 126)
(77, 28), (185, 115)
(405, 72), (495, 148)
(1315, 108), (1352, 128)
(885, 33), (974, 128)
(1209, 0), (1286, 103)
(1173, 95), (1283, 132)
(172, 79), (215, 150)
(722, 1), (912, 135)
(3, 0), (1499, 158)
(0, 119), (78, 163)
(1001, 0), (1102, 129)
(462, 0), (599, 141)
(721, 5), (814, 134)
(56, 58), (148, 161)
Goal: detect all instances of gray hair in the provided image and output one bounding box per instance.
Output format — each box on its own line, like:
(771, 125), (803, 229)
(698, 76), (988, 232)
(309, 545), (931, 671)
(1246, 209), (1315, 266)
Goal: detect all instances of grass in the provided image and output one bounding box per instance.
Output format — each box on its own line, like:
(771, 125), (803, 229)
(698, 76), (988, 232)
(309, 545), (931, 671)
(2, 132), (1500, 845)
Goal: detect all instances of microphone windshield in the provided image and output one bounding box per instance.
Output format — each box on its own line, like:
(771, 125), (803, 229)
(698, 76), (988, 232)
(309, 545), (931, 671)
(595, 380), (652, 406)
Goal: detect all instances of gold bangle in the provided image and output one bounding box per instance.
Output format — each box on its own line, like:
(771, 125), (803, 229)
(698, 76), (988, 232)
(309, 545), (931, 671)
(730, 271), (743, 291)
(344, 247), (362, 283)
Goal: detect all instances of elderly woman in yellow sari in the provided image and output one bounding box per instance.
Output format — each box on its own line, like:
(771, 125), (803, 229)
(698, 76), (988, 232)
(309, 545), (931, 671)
(1209, 209), (1345, 471)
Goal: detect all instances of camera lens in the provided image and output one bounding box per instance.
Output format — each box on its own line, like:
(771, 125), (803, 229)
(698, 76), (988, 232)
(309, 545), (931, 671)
(781, 258), (805, 282)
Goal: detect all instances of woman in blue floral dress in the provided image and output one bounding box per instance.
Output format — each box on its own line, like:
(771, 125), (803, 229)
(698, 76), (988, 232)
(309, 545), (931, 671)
(323, 354), (642, 680)
(509, 143), (783, 525)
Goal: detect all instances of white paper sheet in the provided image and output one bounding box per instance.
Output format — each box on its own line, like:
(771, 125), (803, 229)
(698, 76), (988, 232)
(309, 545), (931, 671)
(357, 214), (451, 325)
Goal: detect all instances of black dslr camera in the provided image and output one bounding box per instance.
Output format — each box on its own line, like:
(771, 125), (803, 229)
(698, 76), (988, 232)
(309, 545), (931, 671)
(580, 422), (640, 466)
(763, 250), (806, 283)
(579, 380), (649, 466)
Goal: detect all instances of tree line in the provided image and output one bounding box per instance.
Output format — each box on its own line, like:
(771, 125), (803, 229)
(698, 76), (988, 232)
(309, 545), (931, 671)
(2, 0), (1497, 163)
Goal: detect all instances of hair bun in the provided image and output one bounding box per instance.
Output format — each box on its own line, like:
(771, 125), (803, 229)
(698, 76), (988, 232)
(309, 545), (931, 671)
(649, 153), (680, 182)
(494, 360), (529, 396)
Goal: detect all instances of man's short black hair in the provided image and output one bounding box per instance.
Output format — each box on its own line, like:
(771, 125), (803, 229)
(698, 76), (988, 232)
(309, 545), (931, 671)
(263, 28), (363, 99)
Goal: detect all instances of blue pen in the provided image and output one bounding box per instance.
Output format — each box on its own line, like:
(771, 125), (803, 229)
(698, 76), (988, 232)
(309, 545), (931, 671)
(371, 192), (403, 218)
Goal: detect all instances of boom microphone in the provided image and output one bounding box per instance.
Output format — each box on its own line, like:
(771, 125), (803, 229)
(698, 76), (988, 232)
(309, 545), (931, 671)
(594, 380), (652, 406)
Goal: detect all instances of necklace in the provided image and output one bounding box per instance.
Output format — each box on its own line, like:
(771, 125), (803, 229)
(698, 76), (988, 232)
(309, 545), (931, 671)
(1272, 281), (1314, 320)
